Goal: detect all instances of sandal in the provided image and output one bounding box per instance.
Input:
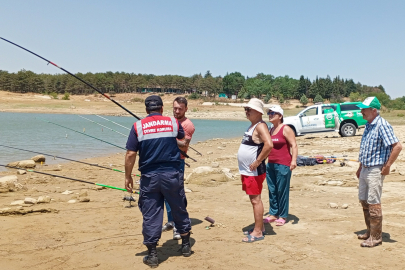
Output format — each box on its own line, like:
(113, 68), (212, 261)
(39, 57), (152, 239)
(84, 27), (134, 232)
(263, 216), (277, 223)
(275, 218), (286, 226)
(243, 228), (266, 235)
(242, 234), (265, 243)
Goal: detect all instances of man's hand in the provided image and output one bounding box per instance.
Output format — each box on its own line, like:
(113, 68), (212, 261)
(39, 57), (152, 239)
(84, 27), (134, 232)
(125, 176), (134, 193)
(381, 164), (391, 175)
(290, 161), (297, 171)
(356, 165), (362, 179)
(249, 160), (261, 172)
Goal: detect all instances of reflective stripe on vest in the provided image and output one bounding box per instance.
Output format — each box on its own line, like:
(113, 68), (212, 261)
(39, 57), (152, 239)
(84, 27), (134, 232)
(135, 116), (178, 142)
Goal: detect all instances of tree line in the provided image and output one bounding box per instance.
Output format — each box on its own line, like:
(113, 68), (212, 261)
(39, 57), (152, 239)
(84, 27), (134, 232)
(0, 69), (404, 109)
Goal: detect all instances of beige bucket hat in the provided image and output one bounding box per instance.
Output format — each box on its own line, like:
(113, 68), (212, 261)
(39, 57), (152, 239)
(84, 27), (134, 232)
(245, 98), (265, 114)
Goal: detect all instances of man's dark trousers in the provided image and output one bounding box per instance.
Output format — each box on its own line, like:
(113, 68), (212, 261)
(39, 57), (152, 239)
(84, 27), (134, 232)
(138, 170), (191, 245)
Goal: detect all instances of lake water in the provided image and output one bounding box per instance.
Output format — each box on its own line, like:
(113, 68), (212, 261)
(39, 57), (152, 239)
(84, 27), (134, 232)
(0, 112), (250, 170)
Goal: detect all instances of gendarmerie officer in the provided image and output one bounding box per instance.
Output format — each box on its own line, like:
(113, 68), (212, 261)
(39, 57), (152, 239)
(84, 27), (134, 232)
(125, 95), (192, 268)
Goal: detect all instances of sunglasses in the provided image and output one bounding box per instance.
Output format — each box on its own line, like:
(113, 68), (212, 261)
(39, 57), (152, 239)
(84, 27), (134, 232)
(244, 107), (251, 112)
(267, 111), (277, 116)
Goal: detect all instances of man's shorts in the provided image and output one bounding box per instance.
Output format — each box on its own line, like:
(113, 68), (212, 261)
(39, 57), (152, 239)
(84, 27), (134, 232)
(241, 173), (266, 195)
(359, 165), (385, 204)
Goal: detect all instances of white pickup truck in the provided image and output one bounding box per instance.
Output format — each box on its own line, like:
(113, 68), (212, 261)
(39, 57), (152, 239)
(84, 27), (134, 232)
(283, 102), (367, 137)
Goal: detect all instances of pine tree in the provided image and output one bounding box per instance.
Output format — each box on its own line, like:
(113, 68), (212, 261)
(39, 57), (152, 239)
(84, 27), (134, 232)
(300, 94), (309, 106)
(314, 94), (323, 103)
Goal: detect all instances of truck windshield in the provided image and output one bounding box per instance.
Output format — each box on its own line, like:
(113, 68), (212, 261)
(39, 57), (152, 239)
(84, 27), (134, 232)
(301, 107), (318, 116)
(341, 104), (361, 111)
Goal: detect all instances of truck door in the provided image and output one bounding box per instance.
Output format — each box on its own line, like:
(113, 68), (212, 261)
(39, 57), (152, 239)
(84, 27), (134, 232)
(299, 106), (320, 133)
(321, 105), (338, 131)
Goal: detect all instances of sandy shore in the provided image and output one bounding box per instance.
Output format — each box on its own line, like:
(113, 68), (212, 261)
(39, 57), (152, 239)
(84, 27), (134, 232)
(1, 123), (405, 269)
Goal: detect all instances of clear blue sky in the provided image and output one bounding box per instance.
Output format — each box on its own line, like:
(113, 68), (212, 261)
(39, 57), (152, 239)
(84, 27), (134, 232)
(1, 0), (404, 98)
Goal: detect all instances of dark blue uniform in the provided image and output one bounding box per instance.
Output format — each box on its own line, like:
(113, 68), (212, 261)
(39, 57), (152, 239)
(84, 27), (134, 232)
(126, 113), (191, 245)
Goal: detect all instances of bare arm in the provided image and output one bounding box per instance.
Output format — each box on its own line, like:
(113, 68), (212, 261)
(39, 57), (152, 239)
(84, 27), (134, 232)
(249, 123), (273, 171)
(381, 141), (402, 175)
(177, 138), (190, 152)
(124, 150), (137, 192)
(284, 125), (298, 170)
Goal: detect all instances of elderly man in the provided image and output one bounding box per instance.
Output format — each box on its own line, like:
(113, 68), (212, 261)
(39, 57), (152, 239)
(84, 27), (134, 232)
(356, 97), (402, 247)
(125, 95), (192, 267)
(237, 98), (273, 242)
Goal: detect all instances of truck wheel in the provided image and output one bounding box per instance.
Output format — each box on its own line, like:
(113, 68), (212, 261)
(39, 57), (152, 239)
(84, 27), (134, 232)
(340, 123), (356, 137)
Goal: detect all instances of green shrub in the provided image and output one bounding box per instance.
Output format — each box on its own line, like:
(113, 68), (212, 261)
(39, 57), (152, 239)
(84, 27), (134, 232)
(62, 92), (70, 100)
(314, 94), (323, 103)
(264, 94), (271, 104)
(49, 92), (58, 99)
(300, 94), (309, 106)
(131, 97), (144, 103)
(189, 92), (200, 100)
(295, 105), (300, 108)
(397, 113), (404, 117)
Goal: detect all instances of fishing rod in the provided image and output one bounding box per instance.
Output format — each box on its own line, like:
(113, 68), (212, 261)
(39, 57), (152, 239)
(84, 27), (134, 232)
(0, 164), (139, 194)
(95, 115), (131, 131)
(95, 114), (203, 158)
(1, 37), (196, 161)
(0, 37), (140, 120)
(95, 114), (202, 157)
(38, 118), (126, 150)
(0, 144), (140, 177)
(77, 115), (127, 137)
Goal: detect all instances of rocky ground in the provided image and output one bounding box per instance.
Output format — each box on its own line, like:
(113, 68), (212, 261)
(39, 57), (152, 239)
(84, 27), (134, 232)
(1, 125), (404, 269)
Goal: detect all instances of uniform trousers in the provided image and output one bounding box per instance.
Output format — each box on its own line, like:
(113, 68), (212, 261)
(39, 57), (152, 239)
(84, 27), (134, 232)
(138, 169), (191, 245)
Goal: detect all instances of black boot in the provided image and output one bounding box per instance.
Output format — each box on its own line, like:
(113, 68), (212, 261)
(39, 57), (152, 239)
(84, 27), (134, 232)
(180, 232), (192, 257)
(143, 244), (158, 268)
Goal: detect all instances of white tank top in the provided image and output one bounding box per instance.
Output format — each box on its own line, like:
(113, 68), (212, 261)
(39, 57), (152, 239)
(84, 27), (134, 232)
(237, 122), (266, 176)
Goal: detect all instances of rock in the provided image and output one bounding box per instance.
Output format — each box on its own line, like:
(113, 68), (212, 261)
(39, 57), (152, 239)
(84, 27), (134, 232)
(61, 190), (73, 195)
(217, 147), (224, 150)
(0, 175), (18, 186)
(185, 188), (192, 193)
(24, 198), (37, 204)
(207, 151), (213, 155)
(329, 203), (339, 209)
(79, 197), (90, 202)
(10, 200), (25, 206)
(7, 160), (36, 168)
(17, 170), (26, 175)
(0, 208), (11, 213)
(79, 190), (88, 197)
(37, 196), (51, 203)
(31, 155), (46, 162)
(341, 204), (349, 209)
(211, 162), (220, 168)
(67, 200), (77, 203)
(93, 186), (105, 190)
(327, 180), (344, 186)
(193, 166), (214, 174)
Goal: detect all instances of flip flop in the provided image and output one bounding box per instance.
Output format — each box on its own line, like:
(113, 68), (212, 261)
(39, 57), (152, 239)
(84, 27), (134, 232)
(242, 234), (265, 243)
(263, 216), (277, 223)
(243, 228), (266, 235)
(275, 218), (286, 226)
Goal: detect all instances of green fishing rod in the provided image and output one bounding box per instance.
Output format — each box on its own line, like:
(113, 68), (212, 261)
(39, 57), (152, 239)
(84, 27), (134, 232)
(0, 164), (138, 194)
(1, 37), (196, 161)
(0, 144), (140, 177)
(77, 115), (127, 137)
(38, 118), (126, 150)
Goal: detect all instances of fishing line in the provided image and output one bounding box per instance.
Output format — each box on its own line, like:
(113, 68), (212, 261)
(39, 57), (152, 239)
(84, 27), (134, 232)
(0, 144), (140, 177)
(0, 164), (139, 194)
(77, 115), (127, 137)
(38, 118), (126, 150)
